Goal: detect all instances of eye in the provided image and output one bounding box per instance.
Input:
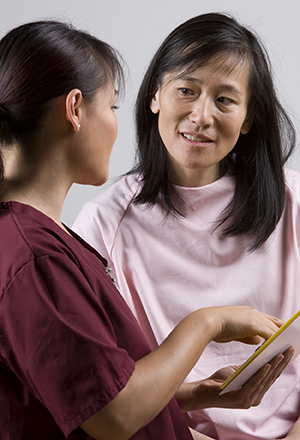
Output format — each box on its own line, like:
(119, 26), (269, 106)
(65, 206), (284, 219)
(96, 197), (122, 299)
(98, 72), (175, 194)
(178, 87), (195, 96)
(112, 105), (119, 112)
(217, 96), (234, 105)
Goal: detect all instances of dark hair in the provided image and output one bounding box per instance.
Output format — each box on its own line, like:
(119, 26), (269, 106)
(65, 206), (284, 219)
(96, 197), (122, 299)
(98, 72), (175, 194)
(0, 20), (124, 190)
(132, 12), (296, 250)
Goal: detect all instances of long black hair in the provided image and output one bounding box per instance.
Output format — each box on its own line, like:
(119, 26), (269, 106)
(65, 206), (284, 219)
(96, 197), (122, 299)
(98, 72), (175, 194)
(132, 12), (296, 250)
(0, 20), (124, 190)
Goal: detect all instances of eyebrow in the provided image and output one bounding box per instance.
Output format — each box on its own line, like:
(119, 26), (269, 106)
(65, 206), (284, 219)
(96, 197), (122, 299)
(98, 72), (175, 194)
(174, 75), (244, 96)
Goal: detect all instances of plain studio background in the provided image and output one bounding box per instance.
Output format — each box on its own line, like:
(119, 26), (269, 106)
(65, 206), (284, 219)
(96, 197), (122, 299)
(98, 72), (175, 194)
(1, 0), (299, 226)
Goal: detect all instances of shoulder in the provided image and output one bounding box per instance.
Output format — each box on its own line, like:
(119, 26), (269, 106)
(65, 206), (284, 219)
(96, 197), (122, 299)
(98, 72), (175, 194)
(284, 167), (300, 199)
(80, 174), (140, 213)
(0, 201), (65, 267)
(73, 174), (141, 253)
(3, 201), (79, 261)
(0, 202), (86, 297)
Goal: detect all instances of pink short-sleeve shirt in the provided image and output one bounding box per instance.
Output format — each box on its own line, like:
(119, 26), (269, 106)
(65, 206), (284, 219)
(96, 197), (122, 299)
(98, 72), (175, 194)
(73, 168), (300, 440)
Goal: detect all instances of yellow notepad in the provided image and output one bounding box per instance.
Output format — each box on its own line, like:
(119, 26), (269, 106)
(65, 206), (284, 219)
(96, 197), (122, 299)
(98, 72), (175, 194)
(220, 309), (300, 394)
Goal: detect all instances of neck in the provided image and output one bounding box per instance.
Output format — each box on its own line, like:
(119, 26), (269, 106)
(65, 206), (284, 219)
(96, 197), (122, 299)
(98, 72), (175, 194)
(2, 184), (68, 227)
(1, 143), (71, 227)
(171, 165), (221, 187)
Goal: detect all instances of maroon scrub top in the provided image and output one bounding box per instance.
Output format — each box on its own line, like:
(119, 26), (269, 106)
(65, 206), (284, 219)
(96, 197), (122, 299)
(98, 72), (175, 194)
(0, 201), (192, 440)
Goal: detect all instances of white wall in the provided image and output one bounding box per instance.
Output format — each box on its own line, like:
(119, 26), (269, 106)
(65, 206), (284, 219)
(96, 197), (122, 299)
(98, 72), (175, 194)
(1, 0), (299, 225)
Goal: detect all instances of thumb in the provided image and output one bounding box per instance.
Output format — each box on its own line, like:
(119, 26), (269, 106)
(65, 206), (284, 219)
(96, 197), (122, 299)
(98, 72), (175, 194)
(238, 335), (263, 345)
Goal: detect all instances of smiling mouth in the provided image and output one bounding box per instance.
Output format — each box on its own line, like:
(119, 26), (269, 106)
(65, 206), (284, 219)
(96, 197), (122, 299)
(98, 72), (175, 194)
(182, 133), (213, 143)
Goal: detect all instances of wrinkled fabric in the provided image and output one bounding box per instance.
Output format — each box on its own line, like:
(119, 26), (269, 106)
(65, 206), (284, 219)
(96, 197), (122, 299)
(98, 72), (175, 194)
(0, 201), (191, 440)
(73, 167), (300, 440)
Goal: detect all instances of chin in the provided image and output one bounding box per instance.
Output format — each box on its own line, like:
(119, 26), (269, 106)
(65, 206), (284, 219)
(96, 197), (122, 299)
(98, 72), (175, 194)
(93, 180), (107, 187)
(93, 175), (109, 186)
(76, 175), (108, 187)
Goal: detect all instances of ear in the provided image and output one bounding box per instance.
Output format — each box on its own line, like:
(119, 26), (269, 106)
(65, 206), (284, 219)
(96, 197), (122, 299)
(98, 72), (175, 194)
(65, 89), (83, 132)
(240, 113), (253, 135)
(150, 87), (161, 114)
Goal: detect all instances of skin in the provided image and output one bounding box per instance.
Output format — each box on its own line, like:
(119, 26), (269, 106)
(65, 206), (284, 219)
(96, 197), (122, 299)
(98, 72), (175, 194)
(80, 306), (292, 440)
(176, 352), (293, 412)
(2, 85), (118, 227)
(65, 87), (118, 186)
(1, 83), (295, 440)
(149, 57), (300, 440)
(276, 419), (300, 440)
(150, 58), (252, 187)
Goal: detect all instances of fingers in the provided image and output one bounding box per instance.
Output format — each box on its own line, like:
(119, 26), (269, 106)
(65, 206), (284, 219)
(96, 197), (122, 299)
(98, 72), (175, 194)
(209, 365), (240, 383)
(188, 349), (294, 412)
(239, 311), (284, 342)
(259, 313), (285, 338)
(212, 306), (284, 344)
(237, 347), (294, 408)
(249, 348), (294, 406)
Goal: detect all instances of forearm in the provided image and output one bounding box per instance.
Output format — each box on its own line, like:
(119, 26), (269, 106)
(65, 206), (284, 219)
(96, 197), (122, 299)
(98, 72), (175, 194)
(81, 309), (215, 439)
(80, 306), (283, 440)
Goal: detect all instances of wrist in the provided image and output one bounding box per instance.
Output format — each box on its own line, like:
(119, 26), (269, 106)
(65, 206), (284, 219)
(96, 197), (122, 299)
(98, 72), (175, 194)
(175, 382), (196, 412)
(192, 308), (221, 342)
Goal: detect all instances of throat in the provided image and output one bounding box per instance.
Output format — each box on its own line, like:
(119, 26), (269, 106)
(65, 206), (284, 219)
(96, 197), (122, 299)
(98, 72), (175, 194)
(171, 165), (221, 187)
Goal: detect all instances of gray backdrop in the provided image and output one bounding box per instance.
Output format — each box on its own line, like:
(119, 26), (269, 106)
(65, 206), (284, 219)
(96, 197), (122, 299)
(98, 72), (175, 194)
(1, 0), (299, 225)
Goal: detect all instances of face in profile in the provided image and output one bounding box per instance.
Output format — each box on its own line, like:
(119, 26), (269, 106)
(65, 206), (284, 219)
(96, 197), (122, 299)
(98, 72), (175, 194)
(74, 83), (118, 187)
(150, 58), (252, 187)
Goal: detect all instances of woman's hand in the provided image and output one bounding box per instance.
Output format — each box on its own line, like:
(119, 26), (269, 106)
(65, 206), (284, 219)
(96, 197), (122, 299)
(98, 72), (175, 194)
(80, 305), (287, 440)
(176, 348), (294, 412)
(200, 305), (284, 345)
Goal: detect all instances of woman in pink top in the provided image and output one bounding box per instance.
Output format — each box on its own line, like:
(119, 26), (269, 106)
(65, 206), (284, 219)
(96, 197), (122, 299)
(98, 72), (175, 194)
(0, 18), (291, 440)
(73, 13), (300, 440)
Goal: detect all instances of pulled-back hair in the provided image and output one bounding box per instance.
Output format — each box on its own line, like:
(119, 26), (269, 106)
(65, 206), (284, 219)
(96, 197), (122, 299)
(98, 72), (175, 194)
(0, 20), (124, 189)
(132, 12), (296, 250)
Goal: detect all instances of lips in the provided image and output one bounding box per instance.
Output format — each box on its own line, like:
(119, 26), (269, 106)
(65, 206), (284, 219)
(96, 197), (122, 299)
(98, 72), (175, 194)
(182, 133), (213, 143)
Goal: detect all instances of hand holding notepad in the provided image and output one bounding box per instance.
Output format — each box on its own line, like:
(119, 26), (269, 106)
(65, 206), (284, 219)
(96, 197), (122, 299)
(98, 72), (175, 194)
(220, 310), (300, 394)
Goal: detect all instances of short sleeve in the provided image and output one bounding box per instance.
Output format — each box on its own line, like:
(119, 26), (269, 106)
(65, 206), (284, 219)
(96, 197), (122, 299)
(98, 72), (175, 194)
(0, 254), (135, 437)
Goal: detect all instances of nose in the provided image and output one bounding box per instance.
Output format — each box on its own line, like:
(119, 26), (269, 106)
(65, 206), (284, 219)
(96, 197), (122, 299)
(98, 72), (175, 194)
(189, 97), (214, 128)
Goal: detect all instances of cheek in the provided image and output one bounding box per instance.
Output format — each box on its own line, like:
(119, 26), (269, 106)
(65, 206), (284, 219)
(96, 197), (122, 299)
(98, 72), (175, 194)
(157, 107), (179, 140)
(111, 117), (118, 143)
(222, 114), (246, 139)
(157, 119), (173, 157)
(226, 121), (247, 151)
(104, 114), (118, 146)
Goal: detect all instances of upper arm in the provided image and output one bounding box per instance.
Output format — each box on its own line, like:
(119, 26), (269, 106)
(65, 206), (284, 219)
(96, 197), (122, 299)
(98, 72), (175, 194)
(0, 255), (135, 437)
(79, 385), (136, 440)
